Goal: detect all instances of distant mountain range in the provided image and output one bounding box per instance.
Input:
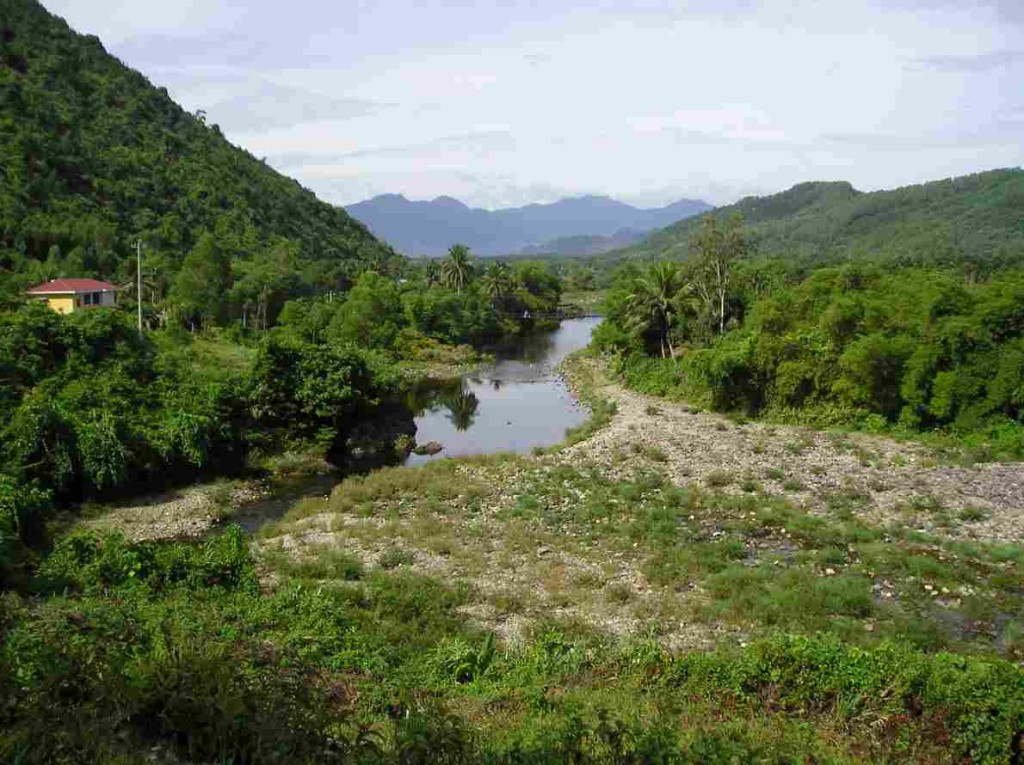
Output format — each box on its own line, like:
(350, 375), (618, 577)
(344, 194), (712, 257)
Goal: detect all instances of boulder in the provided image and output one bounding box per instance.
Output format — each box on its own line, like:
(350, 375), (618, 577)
(413, 440), (444, 456)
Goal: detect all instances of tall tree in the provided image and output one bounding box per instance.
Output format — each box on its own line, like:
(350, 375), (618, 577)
(329, 270), (403, 349)
(168, 232), (231, 331)
(689, 214), (748, 335)
(480, 261), (514, 305)
(625, 262), (686, 359)
(441, 244), (473, 294)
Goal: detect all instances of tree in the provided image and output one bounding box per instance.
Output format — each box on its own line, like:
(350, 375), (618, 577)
(168, 232), (231, 331)
(441, 244), (473, 294)
(625, 262), (686, 359)
(689, 214), (749, 336)
(330, 271), (403, 349)
(229, 238), (300, 330)
(480, 262), (514, 305)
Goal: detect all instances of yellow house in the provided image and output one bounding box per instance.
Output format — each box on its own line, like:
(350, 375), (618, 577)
(27, 278), (118, 314)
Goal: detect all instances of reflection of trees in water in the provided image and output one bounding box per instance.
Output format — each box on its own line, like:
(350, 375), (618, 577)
(442, 389), (480, 431)
(493, 329), (556, 365)
(404, 379), (480, 430)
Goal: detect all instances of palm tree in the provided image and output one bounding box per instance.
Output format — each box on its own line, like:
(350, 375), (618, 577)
(480, 261), (514, 305)
(625, 262), (685, 359)
(443, 389), (480, 431)
(441, 244), (473, 293)
(424, 259), (441, 287)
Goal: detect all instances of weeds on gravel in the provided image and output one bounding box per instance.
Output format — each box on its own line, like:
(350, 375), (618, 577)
(10, 527), (1024, 764)
(704, 469), (734, 488)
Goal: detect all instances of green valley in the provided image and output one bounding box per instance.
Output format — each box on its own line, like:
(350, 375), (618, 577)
(2, 1), (1024, 763)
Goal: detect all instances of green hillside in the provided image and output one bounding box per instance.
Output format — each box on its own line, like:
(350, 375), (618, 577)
(0, 0), (391, 303)
(615, 169), (1024, 267)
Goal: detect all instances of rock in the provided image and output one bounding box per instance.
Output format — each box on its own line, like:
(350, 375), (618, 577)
(414, 440), (444, 456)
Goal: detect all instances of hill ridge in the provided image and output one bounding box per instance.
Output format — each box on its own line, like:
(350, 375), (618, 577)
(613, 169), (1024, 265)
(0, 0), (390, 299)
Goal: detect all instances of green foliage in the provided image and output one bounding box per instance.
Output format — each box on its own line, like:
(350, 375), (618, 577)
(0, 0), (392, 320)
(39, 525), (254, 593)
(249, 333), (398, 446)
(607, 264), (1024, 455)
(402, 284), (501, 346)
(441, 244), (474, 293)
(616, 169), (1024, 270)
(330, 270), (403, 348)
(167, 231), (231, 329)
(5, 525), (1024, 764)
(429, 632), (497, 684)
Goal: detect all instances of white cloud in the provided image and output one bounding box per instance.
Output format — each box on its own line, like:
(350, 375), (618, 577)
(45, 0), (1024, 208)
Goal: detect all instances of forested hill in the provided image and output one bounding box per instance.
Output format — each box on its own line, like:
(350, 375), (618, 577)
(0, 0), (391, 301)
(613, 169), (1024, 267)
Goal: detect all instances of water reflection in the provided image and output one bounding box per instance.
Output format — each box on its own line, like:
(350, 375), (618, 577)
(404, 317), (601, 465)
(442, 389), (480, 431)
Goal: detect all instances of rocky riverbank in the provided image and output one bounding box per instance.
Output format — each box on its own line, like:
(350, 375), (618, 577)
(260, 356), (1024, 655)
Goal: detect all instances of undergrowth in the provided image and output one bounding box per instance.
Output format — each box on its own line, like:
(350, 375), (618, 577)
(4, 527), (1024, 764)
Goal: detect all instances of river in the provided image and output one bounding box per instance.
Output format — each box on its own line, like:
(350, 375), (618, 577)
(404, 316), (601, 464)
(234, 317), (599, 532)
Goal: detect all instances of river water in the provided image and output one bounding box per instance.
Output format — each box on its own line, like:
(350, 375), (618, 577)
(234, 317), (599, 532)
(404, 316), (601, 464)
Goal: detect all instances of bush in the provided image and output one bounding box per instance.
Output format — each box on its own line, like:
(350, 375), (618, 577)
(39, 526), (254, 594)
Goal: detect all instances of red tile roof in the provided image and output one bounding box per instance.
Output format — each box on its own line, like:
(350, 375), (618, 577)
(27, 278), (118, 295)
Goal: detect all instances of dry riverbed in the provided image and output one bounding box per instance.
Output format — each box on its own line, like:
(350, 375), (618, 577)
(259, 357), (1024, 659)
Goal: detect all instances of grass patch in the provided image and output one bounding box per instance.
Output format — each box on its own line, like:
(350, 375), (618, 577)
(704, 469), (734, 488)
(378, 546), (416, 569)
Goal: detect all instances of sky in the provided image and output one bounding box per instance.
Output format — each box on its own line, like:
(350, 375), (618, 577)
(47, 0), (1024, 209)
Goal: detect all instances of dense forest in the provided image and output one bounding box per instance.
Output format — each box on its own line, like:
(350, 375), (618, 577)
(0, 0), (395, 317)
(612, 169), (1024, 270)
(596, 214), (1024, 458)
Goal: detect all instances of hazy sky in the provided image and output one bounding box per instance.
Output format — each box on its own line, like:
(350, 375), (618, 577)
(48, 0), (1024, 208)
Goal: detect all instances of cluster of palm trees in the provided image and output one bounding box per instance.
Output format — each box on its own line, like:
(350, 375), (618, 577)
(623, 261), (690, 359)
(623, 215), (747, 359)
(434, 244), (517, 305)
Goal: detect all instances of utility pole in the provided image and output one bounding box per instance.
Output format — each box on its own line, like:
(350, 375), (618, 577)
(135, 240), (143, 333)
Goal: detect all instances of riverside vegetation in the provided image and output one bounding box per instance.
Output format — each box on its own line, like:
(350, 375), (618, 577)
(4, 0), (1024, 762)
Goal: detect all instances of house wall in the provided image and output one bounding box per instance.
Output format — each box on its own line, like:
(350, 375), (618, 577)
(45, 296), (75, 314)
(31, 291), (116, 313)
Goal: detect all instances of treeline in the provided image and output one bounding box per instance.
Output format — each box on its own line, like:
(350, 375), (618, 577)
(596, 216), (1024, 457)
(0, 0), (394, 308)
